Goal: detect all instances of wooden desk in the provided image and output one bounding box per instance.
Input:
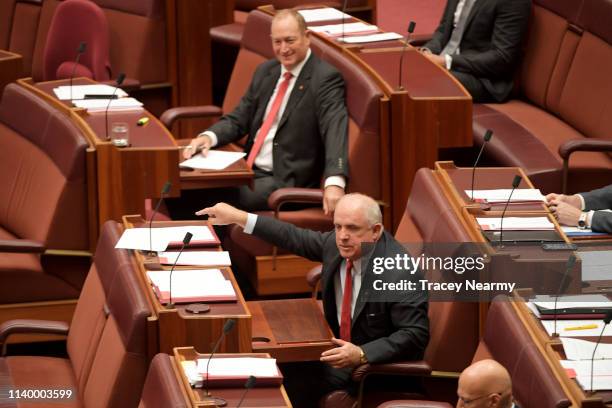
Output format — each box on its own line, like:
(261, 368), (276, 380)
(249, 298), (333, 363)
(0, 49), (22, 94)
(173, 347), (292, 407)
(122, 216), (252, 356)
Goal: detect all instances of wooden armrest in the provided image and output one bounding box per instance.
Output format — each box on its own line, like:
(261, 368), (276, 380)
(0, 319), (69, 355)
(352, 360), (432, 382)
(0, 239), (45, 253)
(377, 401), (453, 408)
(558, 138), (612, 159)
(306, 265), (323, 288)
(160, 105), (223, 129)
(267, 188), (324, 211)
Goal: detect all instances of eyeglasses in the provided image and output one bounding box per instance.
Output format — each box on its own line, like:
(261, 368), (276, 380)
(458, 392), (501, 405)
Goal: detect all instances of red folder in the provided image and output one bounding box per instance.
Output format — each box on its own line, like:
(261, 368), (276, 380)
(166, 225), (221, 248)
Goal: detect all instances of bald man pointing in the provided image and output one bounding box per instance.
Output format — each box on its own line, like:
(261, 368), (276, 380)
(456, 359), (514, 408)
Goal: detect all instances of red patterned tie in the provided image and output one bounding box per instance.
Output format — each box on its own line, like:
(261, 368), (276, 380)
(246, 71), (293, 168)
(340, 259), (353, 342)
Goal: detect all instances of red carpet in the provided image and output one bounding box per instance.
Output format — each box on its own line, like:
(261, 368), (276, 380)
(376, 0), (445, 36)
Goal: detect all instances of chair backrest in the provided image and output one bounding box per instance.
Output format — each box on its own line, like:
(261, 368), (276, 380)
(0, 83), (89, 250)
(67, 221), (151, 408)
(139, 353), (188, 408)
(43, 0), (111, 81)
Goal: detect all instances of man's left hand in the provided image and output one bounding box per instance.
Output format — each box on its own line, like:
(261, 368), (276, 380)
(323, 186), (345, 215)
(320, 338), (362, 368)
(550, 202), (582, 226)
(424, 53), (446, 68)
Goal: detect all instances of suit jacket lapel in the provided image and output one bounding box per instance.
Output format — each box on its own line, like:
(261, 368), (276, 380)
(277, 55), (314, 131)
(352, 235), (387, 325)
(464, 0), (485, 32)
(322, 255), (343, 333)
(253, 64), (281, 139)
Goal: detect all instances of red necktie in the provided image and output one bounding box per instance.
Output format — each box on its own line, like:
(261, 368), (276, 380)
(246, 71), (293, 168)
(340, 259), (353, 342)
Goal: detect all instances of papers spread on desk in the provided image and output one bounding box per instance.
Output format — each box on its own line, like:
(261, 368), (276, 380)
(115, 225), (218, 252)
(465, 189), (545, 203)
(338, 32), (403, 43)
(72, 97), (143, 112)
(158, 250), (231, 267)
(531, 294), (612, 312)
(477, 217), (554, 230)
(560, 360), (612, 390)
(180, 150), (246, 170)
(561, 337), (612, 360)
(309, 22), (378, 36)
(53, 84), (128, 100)
(298, 8), (349, 23)
(146, 269), (236, 304)
(541, 319), (612, 337)
(578, 250), (612, 281)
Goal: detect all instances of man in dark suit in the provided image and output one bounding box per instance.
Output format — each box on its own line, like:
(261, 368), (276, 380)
(547, 185), (612, 233)
(178, 9), (348, 216)
(197, 193), (429, 394)
(420, 0), (531, 103)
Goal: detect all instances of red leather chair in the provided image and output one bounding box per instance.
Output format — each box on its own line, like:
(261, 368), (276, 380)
(43, 0), (111, 81)
(139, 353), (188, 408)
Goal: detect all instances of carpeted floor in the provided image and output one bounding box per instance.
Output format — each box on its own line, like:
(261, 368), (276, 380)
(376, 0), (445, 37)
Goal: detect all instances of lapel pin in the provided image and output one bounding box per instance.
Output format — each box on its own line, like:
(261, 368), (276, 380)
(299, 85), (304, 91)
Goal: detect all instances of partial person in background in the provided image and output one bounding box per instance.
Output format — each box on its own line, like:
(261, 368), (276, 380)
(547, 185), (612, 233)
(168, 9), (348, 219)
(457, 359), (515, 408)
(420, 0), (531, 103)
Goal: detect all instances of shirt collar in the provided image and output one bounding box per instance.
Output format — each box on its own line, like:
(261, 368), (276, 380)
(280, 48), (312, 79)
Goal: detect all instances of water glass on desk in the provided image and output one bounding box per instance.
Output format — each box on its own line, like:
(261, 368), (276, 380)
(111, 122), (129, 147)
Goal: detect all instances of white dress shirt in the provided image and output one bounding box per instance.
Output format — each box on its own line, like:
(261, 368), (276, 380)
(444, 0), (478, 69)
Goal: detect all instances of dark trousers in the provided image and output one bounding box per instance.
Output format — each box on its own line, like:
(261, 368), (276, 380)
(165, 169), (280, 219)
(450, 70), (497, 103)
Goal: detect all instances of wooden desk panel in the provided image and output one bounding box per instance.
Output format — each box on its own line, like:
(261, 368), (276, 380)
(0, 49), (22, 94)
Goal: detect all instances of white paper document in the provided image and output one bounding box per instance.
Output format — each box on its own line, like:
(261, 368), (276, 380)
(115, 226), (216, 252)
(146, 269), (236, 302)
(465, 189), (545, 203)
(298, 8), (349, 23)
(532, 294), (612, 311)
(338, 32), (403, 43)
(158, 251), (231, 267)
(197, 357), (279, 377)
(53, 84), (128, 100)
(577, 250), (612, 281)
(541, 320), (612, 337)
(560, 360), (612, 390)
(309, 22), (378, 36)
(73, 97), (143, 112)
(561, 337), (612, 360)
(180, 150), (246, 170)
(477, 217), (554, 230)
(115, 228), (169, 251)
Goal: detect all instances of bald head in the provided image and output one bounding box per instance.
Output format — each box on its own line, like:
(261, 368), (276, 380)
(457, 360), (513, 408)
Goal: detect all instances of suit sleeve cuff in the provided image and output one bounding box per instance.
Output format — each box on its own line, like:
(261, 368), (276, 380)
(244, 213), (258, 234)
(198, 130), (218, 147)
(577, 194), (586, 210)
(324, 176), (346, 190)
(444, 54), (452, 70)
(586, 210), (594, 228)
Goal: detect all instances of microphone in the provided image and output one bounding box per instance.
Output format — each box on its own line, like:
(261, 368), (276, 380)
(69, 42), (87, 102)
(166, 232), (193, 309)
(148, 181), (172, 255)
(203, 319), (237, 406)
(470, 129), (493, 201)
(552, 254), (577, 337)
(398, 21), (416, 90)
(236, 376), (257, 408)
(104, 73), (126, 140)
(590, 310), (612, 392)
(341, 0), (349, 42)
(498, 175), (522, 246)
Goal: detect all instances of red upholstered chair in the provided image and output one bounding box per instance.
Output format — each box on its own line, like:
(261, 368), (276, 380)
(43, 0), (111, 81)
(139, 353), (189, 408)
(0, 221), (152, 408)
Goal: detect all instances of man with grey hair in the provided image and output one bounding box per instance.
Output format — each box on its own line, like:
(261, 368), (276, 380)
(197, 194), (429, 396)
(169, 9), (348, 218)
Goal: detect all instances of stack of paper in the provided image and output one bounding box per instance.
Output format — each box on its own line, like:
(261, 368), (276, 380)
(146, 269), (236, 304)
(196, 357), (282, 387)
(298, 8), (349, 23)
(561, 338), (612, 360)
(180, 150), (246, 170)
(53, 84), (128, 100)
(476, 217), (554, 231)
(338, 32), (403, 43)
(73, 97), (143, 112)
(158, 251), (231, 267)
(465, 189), (545, 203)
(115, 226), (219, 252)
(560, 360), (612, 390)
(309, 22), (378, 36)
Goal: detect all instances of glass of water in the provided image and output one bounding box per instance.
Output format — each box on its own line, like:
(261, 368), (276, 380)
(111, 122), (129, 147)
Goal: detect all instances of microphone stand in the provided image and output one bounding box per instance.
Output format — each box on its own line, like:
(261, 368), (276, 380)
(498, 175), (522, 247)
(470, 129), (493, 201)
